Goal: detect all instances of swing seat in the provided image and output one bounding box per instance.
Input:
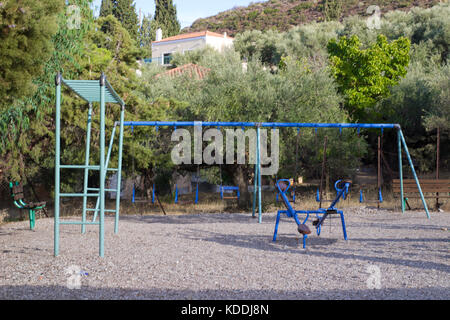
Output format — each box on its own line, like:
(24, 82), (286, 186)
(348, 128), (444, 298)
(298, 224), (311, 235)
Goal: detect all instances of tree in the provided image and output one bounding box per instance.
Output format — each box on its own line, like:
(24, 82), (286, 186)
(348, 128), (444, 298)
(0, 0), (63, 108)
(152, 0), (180, 39)
(99, 0), (114, 17)
(99, 0), (139, 42)
(327, 34), (411, 122)
(139, 14), (153, 57)
(0, 0), (94, 184)
(140, 49), (365, 208)
(114, 0), (139, 41)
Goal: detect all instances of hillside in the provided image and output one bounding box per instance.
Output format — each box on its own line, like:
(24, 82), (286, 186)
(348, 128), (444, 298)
(182, 0), (441, 36)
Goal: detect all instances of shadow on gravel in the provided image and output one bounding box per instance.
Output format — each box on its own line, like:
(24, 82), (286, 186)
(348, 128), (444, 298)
(1, 285), (448, 300)
(119, 213), (259, 225)
(178, 229), (450, 273)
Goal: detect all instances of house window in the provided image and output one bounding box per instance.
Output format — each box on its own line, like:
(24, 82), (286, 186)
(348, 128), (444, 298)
(163, 53), (172, 65)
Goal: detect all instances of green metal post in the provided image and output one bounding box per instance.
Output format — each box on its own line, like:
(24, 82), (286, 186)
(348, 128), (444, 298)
(82, 103), (93, 234)
(115, 105), (126, 234)
(257, 126), (262, 224)
(399, 129), (431, 219)
(29, 210), (35, 230)
(54, 73), (61, 257)
(99, 74), (106, 257)
(252, 161), (258, 218)
(92, 126), (116, 223)
(398, 129), (405, 213)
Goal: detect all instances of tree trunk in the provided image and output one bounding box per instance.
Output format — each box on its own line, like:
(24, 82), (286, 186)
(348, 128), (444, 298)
(231, 164), (251, 209)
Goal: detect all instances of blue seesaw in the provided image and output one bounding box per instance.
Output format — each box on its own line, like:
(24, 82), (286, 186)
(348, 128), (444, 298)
(273, 179), (350, 249)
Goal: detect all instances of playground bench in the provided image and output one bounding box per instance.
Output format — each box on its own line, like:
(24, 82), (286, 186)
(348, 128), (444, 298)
(9, 182), (46, 230)
(220, 186), (240, 200)
(392, 179), (450, 210)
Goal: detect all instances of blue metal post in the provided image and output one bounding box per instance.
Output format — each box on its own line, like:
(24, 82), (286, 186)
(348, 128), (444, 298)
(398, 130), (405, 213)
(399, 129), (430, 219)
(257, 126), (262, 223)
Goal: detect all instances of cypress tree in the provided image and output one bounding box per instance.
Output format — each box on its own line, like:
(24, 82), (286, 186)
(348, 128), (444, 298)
(153, 0), (181, 39)
(114, 0), (139, 40)
(99, 0), (114, 17)
(139, 14), (153, 57)
(99, 0), (139, 41)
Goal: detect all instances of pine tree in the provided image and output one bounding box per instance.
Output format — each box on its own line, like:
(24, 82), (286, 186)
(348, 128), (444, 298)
(0, 0), (63, 107)
(139, 14), (153, 57)
(114, 0), (139, 41)
(99, 0), (139, 42)
(153, 0), (180, 39)
(99, 0), (114, 17)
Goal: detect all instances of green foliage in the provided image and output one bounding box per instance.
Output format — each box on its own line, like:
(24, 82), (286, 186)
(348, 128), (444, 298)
(327, 34), (411, 122)
(153, 0), (181, 39)
(139, 14), (153, 57)
(99, 0), (139, 41)
(320, 0), (344, 22)
(0, 0), (63, 106)
(0, 0), (93, 183)
(99, 0), (114, 17)
(139, 49), (366, 182)
(93, 15), (143, 66)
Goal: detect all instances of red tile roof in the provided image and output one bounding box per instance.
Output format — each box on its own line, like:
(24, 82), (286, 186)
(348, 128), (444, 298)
(155, 64), (211, 80)
(152, 31), (233, 44)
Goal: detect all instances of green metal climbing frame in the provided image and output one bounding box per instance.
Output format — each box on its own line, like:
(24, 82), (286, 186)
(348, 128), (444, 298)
(54, 73), (125, 257)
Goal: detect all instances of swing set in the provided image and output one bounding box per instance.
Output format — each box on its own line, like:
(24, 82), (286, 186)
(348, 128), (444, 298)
(53, 74), (432, 257)
(130, 125), (240, 206)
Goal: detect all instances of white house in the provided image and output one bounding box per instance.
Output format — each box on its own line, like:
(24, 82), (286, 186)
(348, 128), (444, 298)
(151, 29), (234, 66)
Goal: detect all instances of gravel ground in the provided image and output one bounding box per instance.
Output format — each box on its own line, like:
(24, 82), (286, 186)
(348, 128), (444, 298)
(0, 207), (449, 300)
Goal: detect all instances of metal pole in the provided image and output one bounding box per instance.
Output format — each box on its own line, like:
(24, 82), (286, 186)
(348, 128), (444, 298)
(252, 155), (258, 219)
(257, 126), (262, 223)
(54, 73), (61, 257)
(378, 135), (381, 209)
(82, 103), (93, 234)
(436, 127), (440, 209)
(319, 136), (328, 209)
(398, 129), (404, 213)
(399, 129), (431, 219)
(92, 125), (117, 223)
(115, 104), (125, 234)
(123, 121), (399, 130)
(99, 73), (106, 257)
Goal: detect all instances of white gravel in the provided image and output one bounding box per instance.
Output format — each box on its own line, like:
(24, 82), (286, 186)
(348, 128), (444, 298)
(0, 208), (449, 300)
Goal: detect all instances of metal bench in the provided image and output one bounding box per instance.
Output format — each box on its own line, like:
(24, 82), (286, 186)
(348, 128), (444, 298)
(9, 182), (46, 230)
(220, 186), (240, 200)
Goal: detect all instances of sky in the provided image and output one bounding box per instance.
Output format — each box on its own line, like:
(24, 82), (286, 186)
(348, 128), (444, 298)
(91, 0), (261, 29)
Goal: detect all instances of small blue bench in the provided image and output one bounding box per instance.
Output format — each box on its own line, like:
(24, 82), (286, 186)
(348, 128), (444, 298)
(220, 186), (240, 200)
